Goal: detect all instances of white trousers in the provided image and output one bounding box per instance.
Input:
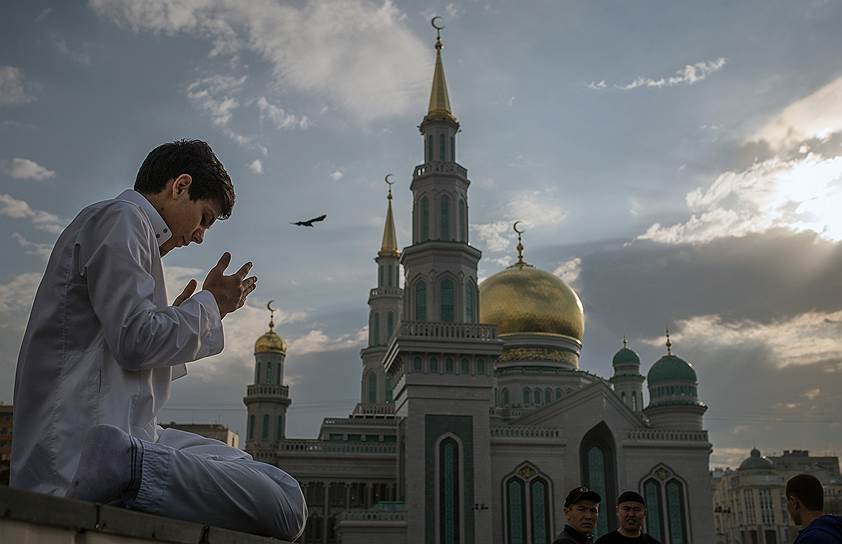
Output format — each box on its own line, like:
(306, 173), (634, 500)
(129, 427), (307, 540)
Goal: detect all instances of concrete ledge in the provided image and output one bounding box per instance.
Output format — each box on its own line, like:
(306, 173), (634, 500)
(0, 486), (290, 543)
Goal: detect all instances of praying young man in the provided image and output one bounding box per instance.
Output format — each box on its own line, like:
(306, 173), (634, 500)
(786, 474), (842, 544)
(595, 491), (661, 544)
(553, 486), (602, 544)
(10, 140), (307, 540)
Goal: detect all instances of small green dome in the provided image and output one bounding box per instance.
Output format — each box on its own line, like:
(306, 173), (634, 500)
(647, 354), (697, 383)
(613, 347), (640, 367)
(738, 448), (774, 471)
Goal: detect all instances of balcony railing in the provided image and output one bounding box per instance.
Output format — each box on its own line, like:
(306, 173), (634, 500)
(351, 403), (397, 417)
(413, 161), (468, 179)
(245, 384), (289, 397)
(491, 426), (562, 439)
(369, 287), (402, 298)
(626, 429), (709, 442)
(336, 511), (406, 522)
(399, 320), (497, 342)
(278, 439), (396, 454)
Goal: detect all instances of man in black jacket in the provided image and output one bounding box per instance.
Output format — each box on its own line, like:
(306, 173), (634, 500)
(595, 491), (661, 543)
(552, 486), (602, 544)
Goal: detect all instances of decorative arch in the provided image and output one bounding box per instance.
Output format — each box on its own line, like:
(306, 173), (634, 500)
(502, 463), (554, 544)
(414, 277), (427, 321)
(638, 464), (692, 544)
(440, 193), (451, 240)
(464, 277), (476, 322)
(579, 422), (618, 537)
(366, 370), (377, 404)
(421, 196), (430, 241)
(434, 433), (464, 544)
(501, 387), (510, 406)
(439, 275), (456, 322)
(523, 387), (531, 406)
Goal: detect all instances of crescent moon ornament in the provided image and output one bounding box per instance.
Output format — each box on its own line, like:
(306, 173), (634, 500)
(513, 221), (524, 235)
(267, 300), (275, 312)
(431, 16), (445, 31)
(384, 174), (395, 187)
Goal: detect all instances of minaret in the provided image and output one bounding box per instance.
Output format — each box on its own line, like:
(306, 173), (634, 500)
(243, 303), (291, 456)
(644, 329), (707, 429)
(610, 336), (645, 412)
(358, 176), (403, 408)
(402, 18), (479, 324)
(384, 19), (503, 544)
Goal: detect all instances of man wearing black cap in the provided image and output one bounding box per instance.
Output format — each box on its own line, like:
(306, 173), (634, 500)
(595, 491), (661, 544)
(552, 486), (602, 543)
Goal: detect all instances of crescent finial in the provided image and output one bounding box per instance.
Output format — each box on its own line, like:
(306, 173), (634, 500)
(267, 300), (276, 330)
(267, 299), (275, 312)
(384, 173), (395, 186)
(513, 221), (524, 235)
(431, 16), (445, 31)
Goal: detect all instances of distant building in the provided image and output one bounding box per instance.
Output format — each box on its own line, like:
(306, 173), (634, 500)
(712, 448), (842, 544)
(160, 422), (239, 449)
(0, 404), (11, 485)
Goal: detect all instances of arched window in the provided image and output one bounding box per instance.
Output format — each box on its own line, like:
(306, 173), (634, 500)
(502, 387), (510, 406)
(580, 422), (617, 538)
(555, 387), (562, 400)
(439, 133), (446, 161)
(523, 387), (531, 405)
(248, 414), (255, 439)
(262, 414), (269, 440)
(464, 281), (475, 322)
(440, 195), (451, 240)
(276, 415), (284, 440)
(276, 364), (282, 385)
(451, 135), (456, 162)
(387, 311), (395, 339)
(632, 391), (638, 411)
(461, 358), (470, 374)
(367, 372), (377, 403)
(413, 356), (423, 372)
(476, 358), (485, 375)
(421, 197), (430, 240)
(506, 477), (527, 544)
(255, 362), (261, 383)
(667, 479), (688, 544)
(545, 387), (552, 404)
(427, 135), (433, 162)
(440, 278), (455, 322)
(415, 280), (427, 320)
(439, 437), (461, 544)
(385, 373), (393, 402)
(378, 265), (383, 286)
(644, 478), (665, 541)
(430, 357), (439, 373)
(530, 478), (551, 544)
(266, 361), (272, 384)
(459, 199), (466, 242)
(373, 312), (380, 345)
(445, 357), (454, 373)
(534, 388), (542, 406)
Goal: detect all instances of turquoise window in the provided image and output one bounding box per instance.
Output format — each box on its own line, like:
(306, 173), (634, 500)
(262, 414), (269, 440)
(367, 372), (377, 403)
(587, 447), (608, 537)
(415, 280), (427, 320)
(502, 388), (510, 406)
(373, 313), (380, 345)
(523, 387), (531, 405)
(440, 278), (455, 321)
(530, 479), (550, 544)
(667, 480), (687, 544)
(464, 282), (475, 321)
(556, 387), (562, 400)
(421, 197), (430, 240)
(440, 195), (451, 240)
(644, 479), (664, 541)
(266, 361), (272, 384)
(439, 134), (446, 161)
(430, 357), (438, 372)
(534, 388), (542, 405)
(414, 356), (423, 372)
(440, 438), (460, 544)
(545, 387), (552, 404)
(445, 357), (454, 373)
(387, 312), (395, 339)
(276, 415), (284, 440)
(477, 358), (485, 375)
(506, 478), (526, 544)
(248, 414), (254, 439)
(461, 358), (470, 374)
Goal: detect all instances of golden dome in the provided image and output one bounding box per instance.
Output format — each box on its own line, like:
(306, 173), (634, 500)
(480, 262), (584, 340)
(255, 329), (287, 354)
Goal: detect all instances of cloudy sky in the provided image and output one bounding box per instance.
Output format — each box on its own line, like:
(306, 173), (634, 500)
(2, 0), (842, 469)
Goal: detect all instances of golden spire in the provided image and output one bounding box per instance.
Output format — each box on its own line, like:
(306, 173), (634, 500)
(510, 221), (533, 269)
(665, 327), (672, 355)
(379, 174), (399, 257)
(425, 16), (456, 123)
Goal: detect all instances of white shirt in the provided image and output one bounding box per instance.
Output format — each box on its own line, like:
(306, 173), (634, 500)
(11, 190), (224, 495)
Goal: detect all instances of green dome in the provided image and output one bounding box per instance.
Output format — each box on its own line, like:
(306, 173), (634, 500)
(647, 354), (697, 383)
(738, 448), (774, 471)
(612, 347), (640, 367)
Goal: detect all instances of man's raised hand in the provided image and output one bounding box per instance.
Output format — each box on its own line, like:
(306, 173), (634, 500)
(203, 252), (258, 319)
(173, 279), (197, 306)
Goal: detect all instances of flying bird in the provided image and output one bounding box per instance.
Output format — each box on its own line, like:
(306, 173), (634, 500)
(290, 214), (327, 227)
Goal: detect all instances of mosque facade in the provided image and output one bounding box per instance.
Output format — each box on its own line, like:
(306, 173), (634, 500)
(243, 27), (714, 544)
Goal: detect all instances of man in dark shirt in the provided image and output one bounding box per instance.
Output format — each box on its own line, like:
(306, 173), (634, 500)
(552, 486), (602, 544)
(787, 474), (842, 544)
(595, 491), (661, 543)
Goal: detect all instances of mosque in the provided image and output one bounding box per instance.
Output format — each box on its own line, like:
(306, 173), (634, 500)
(243, 24), (714, 544)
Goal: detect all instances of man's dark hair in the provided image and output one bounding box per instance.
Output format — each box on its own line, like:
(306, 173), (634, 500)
(786, 474), (824, 511)
(134, 139), (235, 219)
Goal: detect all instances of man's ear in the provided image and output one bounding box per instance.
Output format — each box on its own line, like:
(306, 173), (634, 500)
(171, 174), (193, 199)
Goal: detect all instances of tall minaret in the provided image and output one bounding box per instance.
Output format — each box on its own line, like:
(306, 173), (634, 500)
(359, 176), (403, 407)
(385, 19), (503, 544)
(402, 18), (480, 324)
(610, 336), (645, 412)
(243, 303), (291, 456)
